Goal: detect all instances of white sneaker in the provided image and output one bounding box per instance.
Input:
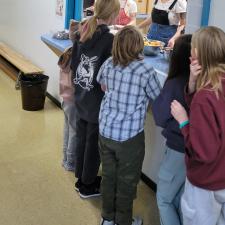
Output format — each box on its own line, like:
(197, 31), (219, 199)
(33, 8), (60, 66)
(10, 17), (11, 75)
(100, 217), (114, 225)
(131, 217), (143, 225)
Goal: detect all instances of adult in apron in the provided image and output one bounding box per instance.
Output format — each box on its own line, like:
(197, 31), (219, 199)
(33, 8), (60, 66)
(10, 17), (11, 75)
(115, 0), (137, 26)
(147, 0), (178, 46)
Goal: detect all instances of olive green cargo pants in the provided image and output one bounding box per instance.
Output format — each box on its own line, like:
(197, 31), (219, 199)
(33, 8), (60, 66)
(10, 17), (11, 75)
(99, 132), (145, 225)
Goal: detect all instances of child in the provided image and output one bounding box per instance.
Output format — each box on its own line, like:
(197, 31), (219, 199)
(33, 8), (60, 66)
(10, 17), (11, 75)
(97, 26), (161, 225)
(58, 20), (85, 171)
(152, 34), (192, 225)
(70, 0), (120, 198)
(171, 26), (225, 225)
(58, 47), (76, 171)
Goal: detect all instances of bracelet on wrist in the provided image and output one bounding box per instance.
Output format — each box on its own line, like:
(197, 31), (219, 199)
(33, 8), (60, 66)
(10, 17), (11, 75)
(179, 120), (189, 129)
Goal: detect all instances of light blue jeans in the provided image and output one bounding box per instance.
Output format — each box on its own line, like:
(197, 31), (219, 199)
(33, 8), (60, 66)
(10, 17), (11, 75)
(62, 101), (77, 171)
(157, 147), (186, 225)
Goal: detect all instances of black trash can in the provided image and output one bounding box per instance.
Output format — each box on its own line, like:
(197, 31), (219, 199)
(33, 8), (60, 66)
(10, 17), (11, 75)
(20, 74), (49, 111)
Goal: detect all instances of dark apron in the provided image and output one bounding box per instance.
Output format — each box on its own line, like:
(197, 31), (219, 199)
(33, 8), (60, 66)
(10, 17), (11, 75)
(147, 0), (178, 45)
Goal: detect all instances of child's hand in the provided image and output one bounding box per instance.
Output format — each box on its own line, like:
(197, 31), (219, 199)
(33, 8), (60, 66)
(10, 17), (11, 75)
(171, 100), (188, 124)
(167, 37), (175, 48)
(189, 58), (202, 94)
(101, 84), (107, 92)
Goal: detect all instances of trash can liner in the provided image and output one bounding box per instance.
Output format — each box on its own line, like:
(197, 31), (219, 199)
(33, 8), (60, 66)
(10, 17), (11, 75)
(20, 74), (49, 111)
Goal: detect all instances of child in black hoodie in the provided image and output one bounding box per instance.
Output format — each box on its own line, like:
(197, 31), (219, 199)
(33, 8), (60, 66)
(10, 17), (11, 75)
(71, 0), (120, 199)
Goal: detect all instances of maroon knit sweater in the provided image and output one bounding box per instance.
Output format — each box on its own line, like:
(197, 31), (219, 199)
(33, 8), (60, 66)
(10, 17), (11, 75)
(181, 77), (225, 190)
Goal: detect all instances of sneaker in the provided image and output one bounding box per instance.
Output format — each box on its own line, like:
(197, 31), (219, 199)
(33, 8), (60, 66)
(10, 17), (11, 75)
(131, 217), (143, 225)
(100, 217), (114, 225)
(79, 180), (101, 199)
(115, 217), (143, 225)
(63, 163), (75, 172)
(75, 179), (83, 192)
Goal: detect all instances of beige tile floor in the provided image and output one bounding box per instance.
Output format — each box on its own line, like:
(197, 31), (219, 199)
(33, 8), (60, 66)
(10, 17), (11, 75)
(0, 70), (160, 225)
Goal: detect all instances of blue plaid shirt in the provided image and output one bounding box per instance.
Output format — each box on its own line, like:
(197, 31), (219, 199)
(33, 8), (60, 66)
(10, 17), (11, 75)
(97, 57), (161, 141)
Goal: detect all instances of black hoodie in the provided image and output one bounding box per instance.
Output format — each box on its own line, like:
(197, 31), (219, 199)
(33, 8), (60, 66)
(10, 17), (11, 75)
(71, 24), (113, 123)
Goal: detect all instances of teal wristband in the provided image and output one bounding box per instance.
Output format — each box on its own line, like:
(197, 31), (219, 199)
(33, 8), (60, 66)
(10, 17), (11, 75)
(179, 120), (189, 129)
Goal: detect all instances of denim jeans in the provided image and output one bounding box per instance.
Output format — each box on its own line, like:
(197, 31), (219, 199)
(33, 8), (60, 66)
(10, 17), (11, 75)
(147, 23), (177, 46)
(157, 147), (186, 225)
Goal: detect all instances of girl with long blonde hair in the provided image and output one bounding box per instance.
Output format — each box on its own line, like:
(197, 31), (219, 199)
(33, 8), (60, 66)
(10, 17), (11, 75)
(171, 26), (225, 225)
(71, 0), (120, 199)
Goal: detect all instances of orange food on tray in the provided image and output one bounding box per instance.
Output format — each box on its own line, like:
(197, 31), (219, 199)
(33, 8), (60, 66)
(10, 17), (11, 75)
(144, 40), (161, 47)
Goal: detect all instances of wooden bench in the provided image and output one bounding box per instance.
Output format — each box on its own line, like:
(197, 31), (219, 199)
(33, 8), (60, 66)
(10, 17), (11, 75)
(0, 42), (44, 89)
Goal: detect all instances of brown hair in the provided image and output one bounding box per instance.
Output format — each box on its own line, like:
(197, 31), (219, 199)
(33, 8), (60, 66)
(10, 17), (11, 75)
(192, 26), (225, 97)
(166, 34), (192, 83)
(80, 0), (120, 42)
(112, 26), (144, 67)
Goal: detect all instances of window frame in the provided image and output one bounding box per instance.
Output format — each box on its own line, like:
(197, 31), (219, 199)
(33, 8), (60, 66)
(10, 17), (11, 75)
(201, 0), (212, 26)
(65, 0), (83, 29)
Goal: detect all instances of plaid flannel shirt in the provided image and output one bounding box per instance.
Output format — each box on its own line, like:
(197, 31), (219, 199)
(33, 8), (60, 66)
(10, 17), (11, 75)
(97, 57), (161, 141)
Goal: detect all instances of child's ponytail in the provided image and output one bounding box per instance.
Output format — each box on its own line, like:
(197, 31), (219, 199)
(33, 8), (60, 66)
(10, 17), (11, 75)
(80, 16), (98, 42)
(80, 0), (120, 43)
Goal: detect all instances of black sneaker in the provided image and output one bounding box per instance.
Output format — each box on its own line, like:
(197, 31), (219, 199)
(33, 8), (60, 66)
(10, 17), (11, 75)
(75, 179), (83, 192)
(94, 176), (102, 188)
(79, 177), (102, 199)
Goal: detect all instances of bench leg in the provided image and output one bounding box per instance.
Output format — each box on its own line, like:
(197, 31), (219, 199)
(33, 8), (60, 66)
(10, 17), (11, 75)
(15, 71), (22, 90)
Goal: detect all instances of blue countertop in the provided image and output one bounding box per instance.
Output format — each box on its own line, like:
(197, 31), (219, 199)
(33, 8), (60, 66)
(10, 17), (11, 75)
(144, 54), (169, 86)
(41, 34), (169, 85)
(41, 34), (72, 52)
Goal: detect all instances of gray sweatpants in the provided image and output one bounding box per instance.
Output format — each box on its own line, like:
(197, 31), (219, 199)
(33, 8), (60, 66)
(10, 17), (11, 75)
(62, 101), (76, 170)
(182, 178), (225, 225)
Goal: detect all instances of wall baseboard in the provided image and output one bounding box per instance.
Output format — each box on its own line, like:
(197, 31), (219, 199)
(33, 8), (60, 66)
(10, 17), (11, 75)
(46, 92), (62, 109)
(141, 173), (157, 192)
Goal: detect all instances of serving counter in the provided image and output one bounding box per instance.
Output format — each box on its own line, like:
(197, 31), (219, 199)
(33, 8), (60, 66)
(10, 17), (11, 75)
(41, 34), (169, 186)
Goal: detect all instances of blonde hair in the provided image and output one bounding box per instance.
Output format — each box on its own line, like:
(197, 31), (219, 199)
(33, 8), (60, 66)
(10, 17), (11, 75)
(192, 26), (225, 97)
(112, 26), (144, 67)
(80, 0), (120, 42)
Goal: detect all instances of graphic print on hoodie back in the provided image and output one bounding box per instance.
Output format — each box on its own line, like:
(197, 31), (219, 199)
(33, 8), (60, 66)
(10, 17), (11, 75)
(71, 24), (114, 123)
(74, 54), (98, 91)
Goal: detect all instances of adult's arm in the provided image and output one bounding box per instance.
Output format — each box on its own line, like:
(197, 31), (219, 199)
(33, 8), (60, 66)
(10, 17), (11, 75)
(137, 16), (152, 29)
(167, 12), (186, 47)
(127, 12), (137, 26)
